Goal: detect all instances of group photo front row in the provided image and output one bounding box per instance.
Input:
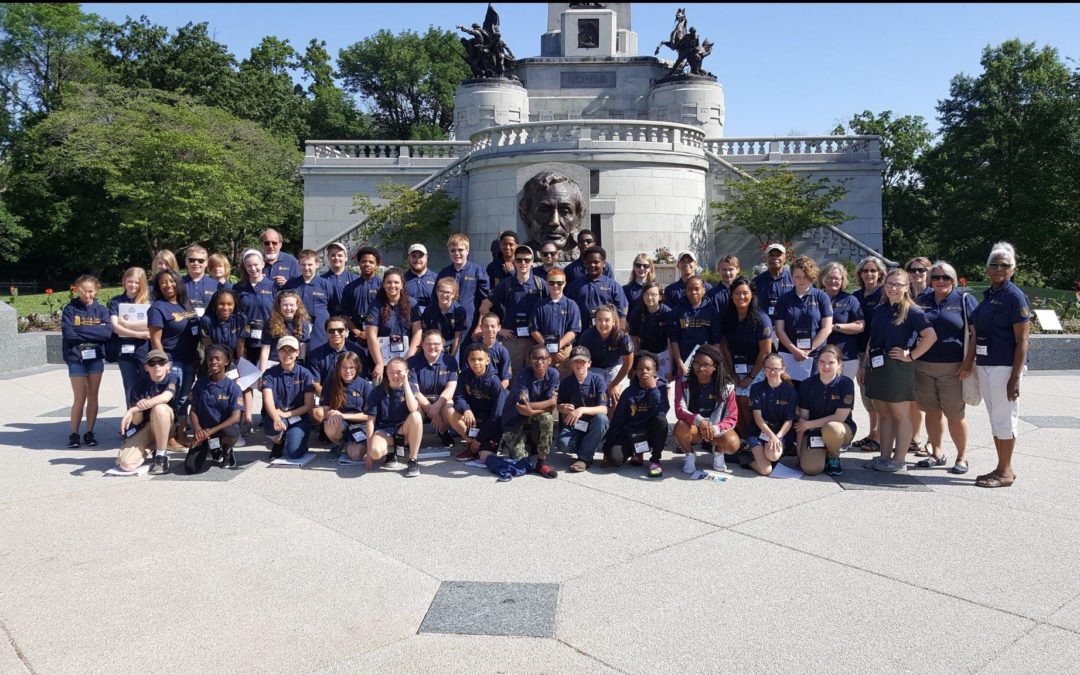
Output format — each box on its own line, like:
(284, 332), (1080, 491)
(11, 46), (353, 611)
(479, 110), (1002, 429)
(60, 228), (1030, 488)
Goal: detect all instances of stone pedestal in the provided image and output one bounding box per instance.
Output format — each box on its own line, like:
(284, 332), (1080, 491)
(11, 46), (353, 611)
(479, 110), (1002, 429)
(648, 77), (725, 138)
(453, 79), (530, 142)
(560, 8), (617, 57)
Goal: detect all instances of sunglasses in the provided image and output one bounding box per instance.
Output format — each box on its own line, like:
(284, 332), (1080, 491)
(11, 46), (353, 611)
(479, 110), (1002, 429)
(930, 274), (951, 281)
(907, 267), (927, 274)
(987, 262), (1012, 270)
(579, 240), (594, 246)
(262, 240), (281, 246)
(327, 327), (348, 334)
(146, 360), (168, 367)
(540, 251), (557, 257)
(186, 258), (206, 264)
(634, 263), (651, 269)
(515, 258), (533, 264)
(547, 280), (565, 287)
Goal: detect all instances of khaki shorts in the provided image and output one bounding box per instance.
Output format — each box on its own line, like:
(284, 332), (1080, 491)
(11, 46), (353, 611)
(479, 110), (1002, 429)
(914, 360), (965, 418)
(116, 408), (175, 470)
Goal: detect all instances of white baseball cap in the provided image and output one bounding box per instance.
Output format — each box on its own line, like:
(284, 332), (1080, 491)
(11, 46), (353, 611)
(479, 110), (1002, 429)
(765, 243), (787, 255)
(676, 250), (697, 263)
(408, 244), (428, 256)
(326, 241), (348, 254)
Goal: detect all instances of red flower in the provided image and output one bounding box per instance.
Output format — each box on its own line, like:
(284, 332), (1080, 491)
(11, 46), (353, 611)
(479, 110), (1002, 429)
(45, 288), (53, 295)
(70, 284), (77, 294)
(958, 277), (967, 287)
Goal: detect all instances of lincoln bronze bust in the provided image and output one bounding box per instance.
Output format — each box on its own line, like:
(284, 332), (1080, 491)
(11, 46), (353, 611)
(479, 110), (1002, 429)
(517, 172), (587, 252)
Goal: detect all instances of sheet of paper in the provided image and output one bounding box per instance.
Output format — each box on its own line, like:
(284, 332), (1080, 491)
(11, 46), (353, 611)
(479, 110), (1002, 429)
(118, 303), (150, 323)
(105, 465), (149, 477)
(769, 461), (804, 479)
(1033, 309), (1063, 332)
(780, 352), (813, 380)
(269, 452), (316, 467)
(230, 357), (274, 391)
(464, 459), (487, 468)
(337, 455), (364, 465)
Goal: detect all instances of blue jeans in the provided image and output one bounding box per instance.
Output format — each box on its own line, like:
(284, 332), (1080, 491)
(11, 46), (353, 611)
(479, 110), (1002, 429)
(117, 358), (142, 405)
(263, 415), (312, 458)
(170, 360), (196, 420)
(555, 413), (610, 462)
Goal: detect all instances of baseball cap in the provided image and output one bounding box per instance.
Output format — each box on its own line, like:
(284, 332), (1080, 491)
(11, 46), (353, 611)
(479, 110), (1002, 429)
(327, 241), (348, 254)
(277, 335), (300, 351)
(569, 346), (592, 363)
(143, 349), (170, 365)
(408, 243), (428, 256)
(765, 243), (786, 255)
(677, 250), (697, 263)
(514, 244), (534, 258)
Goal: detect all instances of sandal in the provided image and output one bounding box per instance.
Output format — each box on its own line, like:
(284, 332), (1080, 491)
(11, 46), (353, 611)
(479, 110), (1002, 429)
(949, 459), (969, 475)
(910, 440), (929, 457)
(851, 436), (872, 450)
(859, 438), (880, 454)
(916, 454), (947, 468)
(975, 473), (1016, 488)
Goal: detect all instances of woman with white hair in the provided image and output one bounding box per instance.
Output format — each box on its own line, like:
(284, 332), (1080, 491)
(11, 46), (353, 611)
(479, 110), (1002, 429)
(913, 261), (978, 473)
(818, 261), (864, 382)
(965, 242), (1029, 488)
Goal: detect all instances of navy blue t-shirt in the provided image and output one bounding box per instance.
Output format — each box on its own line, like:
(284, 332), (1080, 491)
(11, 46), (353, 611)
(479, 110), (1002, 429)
(669, 298), (722, 357)
(341, 275), (383, 330)
(404, 269), (437, 311)
(868, 302), (931, 353)
(563, 257), (614, 285)
(437, 261), (490, 334)
(407, 352), (458, 399)
(489, 274), (548, 329)
(825, 291), (863, 362)
(557, 371), (609, 414)
(307, 341), (365, 385)
(262, 319), (312, 363)
(972, 281), (1030, 367)
(148, 300), (199, 363)
(854, 285), (883, 353)
(283, 274), (334, 349)
(608, 380), (669, 437)
(182, 274), (222, 311)
(623, 280), (646, 314)
(917, 288), (977, 363)
(332, 376), (374, 414)
(578, 327), (634, 369)
(364, 297), (419, 338)
(320, 268), (359, 317)
(529, 297), (582, 344)
(265, 251), (300, 284)
(421, 301), (468, 351)
(234, 276), (275, 345)
(721, 310), (773, 374)
(452, 368), (507, 422)
(107, 293), (149, 362)
(775, 288), (833, 356)
(752, 268), (795, 319)
(628, 304), (674, 353)
(190, 375), (244, 427)
(798, 374), (857, 434)
(747, 378), (798, 437)
(565, 275), (628, 328)
(200, 312), (248, 354)
(502, 366), (560, 429)
(128, 370), (181, 410)
(261, 363), (315, 411)
(663, 278), (713, 310)
(460, 341), (512, 383)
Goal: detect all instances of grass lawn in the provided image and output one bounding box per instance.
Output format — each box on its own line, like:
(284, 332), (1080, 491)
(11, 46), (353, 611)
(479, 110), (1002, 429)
(5, 287), (125, 317)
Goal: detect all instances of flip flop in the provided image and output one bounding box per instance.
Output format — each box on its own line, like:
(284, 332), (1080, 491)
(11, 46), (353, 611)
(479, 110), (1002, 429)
(949, 459), (969, 475)
(976, 473), (1016, 488)
(910, 440), (929, 457)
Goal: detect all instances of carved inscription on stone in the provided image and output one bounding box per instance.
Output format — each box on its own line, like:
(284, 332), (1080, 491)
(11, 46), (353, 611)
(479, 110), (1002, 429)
(560, 71), (616, 88)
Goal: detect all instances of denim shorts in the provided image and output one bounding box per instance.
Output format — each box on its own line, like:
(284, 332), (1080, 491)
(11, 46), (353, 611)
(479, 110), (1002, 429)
(67, 358), (105, 377)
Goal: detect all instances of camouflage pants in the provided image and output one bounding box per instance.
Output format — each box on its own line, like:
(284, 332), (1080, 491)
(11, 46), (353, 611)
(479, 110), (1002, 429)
(500, 412), (554, 461)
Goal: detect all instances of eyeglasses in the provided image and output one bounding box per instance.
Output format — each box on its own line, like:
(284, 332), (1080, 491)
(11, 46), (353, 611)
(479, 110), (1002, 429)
(146, 360), (168, 367)
(907, 267), (927, 274)
(764, 366), (783, 373)
(530, 355), (551, 362)
(541, 251), (557, 257)
(987, 262), (1012, 270)
(579, 240), (594, 246)
(327, 327), (348, 334)
(930, 275), (951, 282)
(261, 240), (281, 246)
(634, 263), (651, 269)
(885, 282), (907, 289)
(448, 248), (467, 253)
(515, 258), (533, 264)
(547, 280), (565, 287)
(186, 258), (206, 264)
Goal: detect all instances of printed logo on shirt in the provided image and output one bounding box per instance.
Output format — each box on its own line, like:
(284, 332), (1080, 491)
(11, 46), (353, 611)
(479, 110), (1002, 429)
(171, 310), (196, 322)
(1020, 306), (1030, 318)
(843, 394), (854, 405)
(216, 394), (231, 401)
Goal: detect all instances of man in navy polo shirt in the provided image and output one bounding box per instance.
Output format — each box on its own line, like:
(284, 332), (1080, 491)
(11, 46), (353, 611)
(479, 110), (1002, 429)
(529, 268), (581, 377)
(260, 228), (300, 288)
(556, 346), (610, 472)
(500, 344), (560, 479)
(320, 241), (359, 317)
(404, 243), (438, 312)
(437, 233), (491, 336)
(752, 243), (795, 320)
(479, 244), (549, 370)
(341, 246), (383, 340)
(565, 247), (628, 330)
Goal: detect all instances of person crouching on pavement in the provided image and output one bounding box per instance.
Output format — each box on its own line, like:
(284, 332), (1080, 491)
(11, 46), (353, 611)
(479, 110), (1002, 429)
(185, 344), (244, 473)
(117, 349), (179, 474)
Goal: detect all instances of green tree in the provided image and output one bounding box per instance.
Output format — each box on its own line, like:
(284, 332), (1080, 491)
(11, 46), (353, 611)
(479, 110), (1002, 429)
(351, 183), (458, 258)
(301, 38), (370, 141)
(338, 27), (468, 139)
(227, 36), (308, 143)
(921, 39), (1080, 286)
(711, 166), (849, 247)
(2, 84), (302, 280)
(833, 110), (935, 262)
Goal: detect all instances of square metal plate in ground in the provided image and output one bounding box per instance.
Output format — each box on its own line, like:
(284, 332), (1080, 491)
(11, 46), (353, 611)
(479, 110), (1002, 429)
(419, 581), (558, 637)
(832, 465), (932, 492)
(1020, 416), (1080, 429)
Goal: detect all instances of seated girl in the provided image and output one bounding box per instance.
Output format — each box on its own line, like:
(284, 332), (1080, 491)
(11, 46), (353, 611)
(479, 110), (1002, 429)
(673, 344), (740, 474)
(447, 344), (508, 462)
(320, 351), (374, 463)
(185, 344), (244, 473)
(363, 357), (422, 477)
(745, 353), (799, 476)
(796, 344), (856, 477)
(601, 351), (670, 477)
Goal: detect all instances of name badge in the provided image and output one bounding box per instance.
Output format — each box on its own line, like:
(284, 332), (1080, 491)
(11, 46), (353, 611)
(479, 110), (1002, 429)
(735, 363), (749, 375)
(467, 426), (479, 438)
(195, 307), (206, 318)
(516, 326), (530, 337)
(759, 430), (771, 441)
(976, 345), (988, 356)
(250, 329), (263, 340)
(633, 440), (649, 454)
(809, 434), (825, 448)
(871, 354), (885, 368)
(121, 344), (135, 354)
(208, 437), (221, 450)
(286, 415), (301, 426)
(190, 324), (199, 335)
(767, 306), (775, 316)
(352, 428), (366, 443)
(546, 343), (559, 353)
(796, 338), (812, 350)
(81, 348), (97, 361)
(574, 418), (590, 432)
(390, 335), (405, 353)
(124, 426), (139, 438)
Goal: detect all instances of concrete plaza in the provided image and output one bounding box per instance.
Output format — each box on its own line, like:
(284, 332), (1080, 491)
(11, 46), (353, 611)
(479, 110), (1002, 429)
(1, 364), (1079, 674)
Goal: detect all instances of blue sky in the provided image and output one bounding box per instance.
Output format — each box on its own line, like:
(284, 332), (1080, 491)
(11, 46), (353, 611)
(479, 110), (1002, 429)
(83, 3), (1080, 138)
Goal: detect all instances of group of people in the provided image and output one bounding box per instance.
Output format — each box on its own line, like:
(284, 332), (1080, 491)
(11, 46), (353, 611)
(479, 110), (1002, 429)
(60, 228), (1029, 488)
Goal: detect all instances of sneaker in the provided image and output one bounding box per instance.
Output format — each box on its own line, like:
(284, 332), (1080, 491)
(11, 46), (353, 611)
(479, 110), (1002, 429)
(439, 431), (455, 448)
(629, 452), (645, 467)
(713, 453), (730, 473)
(328, 441), (344, 461)
(83, 431), (98, 447)
(455, 446), (479, 462)
(210, 446), (223, 463)
(608, 445), (624, 466)
(384, 452), (398, 467)
(269, 441), (283, 460)
(406, 459), (419, 477)
(863, 457), (886, 470)
(825, 456), (843, 476)
(233, 435), (247, 448)
(150, 452), (169, 475)
(648, 462), (663, 477)
(67, 433), (80, 448)
(568, 459), (589, 473)
(875, 459), (906, 473)
(222, 448), (236, 469)
(536, 462), (558, 479)
(682, 453), (696, 474)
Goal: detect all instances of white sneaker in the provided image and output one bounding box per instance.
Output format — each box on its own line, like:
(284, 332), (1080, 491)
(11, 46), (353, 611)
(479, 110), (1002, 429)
(713, 453), (730, 473)
(233, 435), (246, 448)
(682, 452), (696, 474)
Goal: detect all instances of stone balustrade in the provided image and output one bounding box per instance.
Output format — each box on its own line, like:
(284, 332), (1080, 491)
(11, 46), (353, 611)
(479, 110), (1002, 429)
(705, 135), (880, 160)
(468, 120), (707, 155)
(305, 140), (470, 163)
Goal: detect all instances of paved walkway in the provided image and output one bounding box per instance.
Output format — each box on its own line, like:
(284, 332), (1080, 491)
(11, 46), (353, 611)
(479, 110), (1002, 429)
(2, 364), (1079, 674)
